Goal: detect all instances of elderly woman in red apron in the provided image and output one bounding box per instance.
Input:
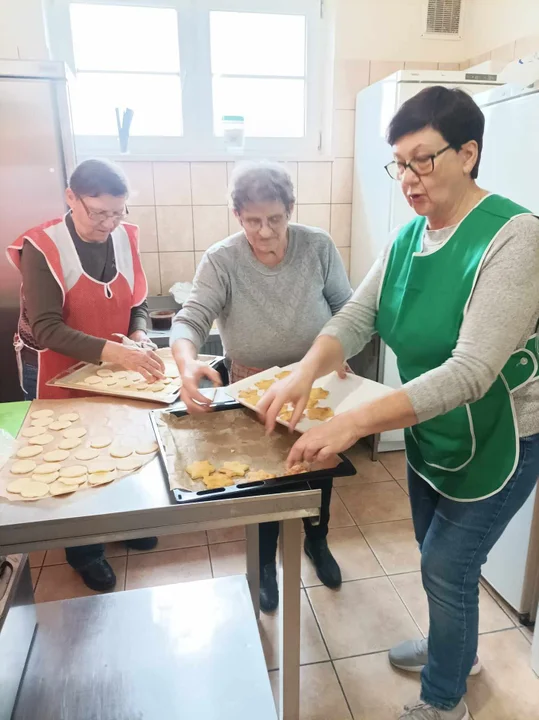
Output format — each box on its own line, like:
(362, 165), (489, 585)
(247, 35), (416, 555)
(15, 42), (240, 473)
(7, 159), (164, 593)
(259, 87), (539, 720)
(171, 161), (353, 612)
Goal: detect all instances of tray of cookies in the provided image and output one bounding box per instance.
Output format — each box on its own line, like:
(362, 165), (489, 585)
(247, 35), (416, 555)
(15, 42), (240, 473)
(150, 401), (357, 504)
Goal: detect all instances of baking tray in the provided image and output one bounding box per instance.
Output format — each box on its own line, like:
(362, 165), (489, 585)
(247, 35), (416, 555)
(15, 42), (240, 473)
(150, 401), (357, 504)
(47, 352), (222, 405)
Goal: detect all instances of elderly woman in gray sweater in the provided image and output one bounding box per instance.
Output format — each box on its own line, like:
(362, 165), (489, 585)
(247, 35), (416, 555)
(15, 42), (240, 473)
(171, 161), (352, 612)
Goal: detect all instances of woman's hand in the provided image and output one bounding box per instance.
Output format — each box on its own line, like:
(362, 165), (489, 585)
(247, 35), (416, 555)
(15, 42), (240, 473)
(101, 341), (165, 382)
(256, 367), (316, 433)
(286, 411), (362, 467)
(178, 358), (222, 414)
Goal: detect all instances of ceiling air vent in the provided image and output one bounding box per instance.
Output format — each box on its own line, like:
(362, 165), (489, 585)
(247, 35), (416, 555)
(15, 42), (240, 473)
(424, 0), (462, 38)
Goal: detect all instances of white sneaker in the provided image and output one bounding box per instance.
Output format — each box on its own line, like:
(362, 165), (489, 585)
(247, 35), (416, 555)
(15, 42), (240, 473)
(389, 637), (482, 675)
(399, 700), (469, 720)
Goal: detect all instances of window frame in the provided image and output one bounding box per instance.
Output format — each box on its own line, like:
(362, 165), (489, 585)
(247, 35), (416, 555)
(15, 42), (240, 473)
(49, 0), (325, 160)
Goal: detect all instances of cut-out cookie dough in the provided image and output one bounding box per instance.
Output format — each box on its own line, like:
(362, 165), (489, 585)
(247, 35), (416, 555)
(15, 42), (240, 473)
(49, 480), (79, 496)
(30, 409), (54, 419)
(90, 436), (112, 449)
(19, 480), (50, 499)
(96, 368), (114, 377)
(203, 472), (234, 489)
(74, 448), (100, 461)
(61, 475), (87, 486)
(306, 406), (334, 421)
(186, 460), (215, 479)
(246, 470), (276, 481)
(85, 375), (103, 385)
(59, 465), (87, 479)
(58, 437), (82, 450)
(109, 443), (133, 458)
(113, 371), (129, 380)
(103, 377), (118, 386)
(43, 449), (70, 463)
(136, 383), (149, 391)
(150, 382), (165, 393)
(63, 427), (87, 439)
(135, 441), (158, 455)
(58, 413), (79, 423)
(116, 456), (142, 472)
(88, 470), (117, 486)
(16, 445), (43, 459)
(164, 367), (179, 378)
(88, 459), (116, 474)
(7, 478), (29, 493)
(21, 426), (45, 438)
(221, 461), (249, 477)
(31, 416), (53, 427)
(48, 420), (72, 431)
(34, 462), (62, 474)
(32, 471), (60, 484)
(28, 434), (54, 446)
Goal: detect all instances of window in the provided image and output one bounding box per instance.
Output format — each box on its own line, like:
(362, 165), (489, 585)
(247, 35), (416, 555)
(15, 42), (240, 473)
(51, 0), (324, 158)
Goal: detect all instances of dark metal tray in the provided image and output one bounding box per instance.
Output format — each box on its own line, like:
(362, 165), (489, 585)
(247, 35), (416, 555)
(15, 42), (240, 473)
(150, 400), (357, 504)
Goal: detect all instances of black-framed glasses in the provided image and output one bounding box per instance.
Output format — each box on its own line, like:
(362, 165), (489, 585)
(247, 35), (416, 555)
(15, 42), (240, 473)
(78, 196), (129, 223)
(240, 212), (289, 233)
(384, 144), (453, 180)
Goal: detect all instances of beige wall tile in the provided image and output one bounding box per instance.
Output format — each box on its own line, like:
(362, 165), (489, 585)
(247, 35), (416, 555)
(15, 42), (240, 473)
(331, 158), (353, 204)
(140, 253), (161, 295)
(297, 204), (331, 232)
(459, 59), (471, 70)
(338, 246), (350, 275)
(283, 161), (298, 194)
(118, 161), (154, 205)
(156, 206), (193, 252)
(228, 208), (241, 235)
(334, 58), (370, 110)
(369, 60), (404, 85)
(491, 42), (516, 63)
(159, 251), (196, 294)
(193, 205), (229, 251)
(333, 109), (355, 158)
(153, 162), (191, 205)
(191, 162), (228, 205)
(297, 162), (332, 204)
(470, 51), (492, 67)
(195, 251), (205, 268)
(404, 61), (439, 70)
(515, 35), (539, 58)
(438, 62), (460, 71)
(330, 204), (352, 247)
(127, 206), (157, 252)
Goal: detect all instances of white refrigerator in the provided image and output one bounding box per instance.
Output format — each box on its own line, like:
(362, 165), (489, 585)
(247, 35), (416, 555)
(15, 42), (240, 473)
(350, 70), (502, 452)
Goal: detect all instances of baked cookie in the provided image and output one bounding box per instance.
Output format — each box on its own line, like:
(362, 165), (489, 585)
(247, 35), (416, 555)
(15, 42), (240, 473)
(246, 470), (276, 481)
(275, 370), (292, 380)
(309, 387), (329, 401)
(306, 406), (334, 421)
(221, 461), (249, 477)
(255, 379), (275, 391)
(202, 472), (235, 489)
(186, 460), (215, 479)
(284, 462), (310, 476)
(238, 390), (260, 406)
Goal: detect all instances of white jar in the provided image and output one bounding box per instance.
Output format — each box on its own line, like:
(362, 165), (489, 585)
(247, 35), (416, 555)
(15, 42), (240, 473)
(222, 115), (245, 152)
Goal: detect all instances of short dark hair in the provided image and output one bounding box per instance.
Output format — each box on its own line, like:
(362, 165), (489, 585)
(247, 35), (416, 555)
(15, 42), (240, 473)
(386, 86), (485, 179)
(69, 159), (129, 197)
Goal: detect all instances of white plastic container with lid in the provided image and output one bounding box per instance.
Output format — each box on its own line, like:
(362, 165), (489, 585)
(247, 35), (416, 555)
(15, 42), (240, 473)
(222, 115), (245, 152)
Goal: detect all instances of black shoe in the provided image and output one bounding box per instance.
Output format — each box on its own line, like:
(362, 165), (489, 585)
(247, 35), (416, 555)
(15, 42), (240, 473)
(304, 536), (342, 589)
(79, 558), (117, 592)
(260, 561), (279, 613)
(125, 536), (158, 551)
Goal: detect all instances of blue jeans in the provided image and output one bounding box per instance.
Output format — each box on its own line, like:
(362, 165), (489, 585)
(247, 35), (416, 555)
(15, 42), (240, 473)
(409, 433), (539, 710)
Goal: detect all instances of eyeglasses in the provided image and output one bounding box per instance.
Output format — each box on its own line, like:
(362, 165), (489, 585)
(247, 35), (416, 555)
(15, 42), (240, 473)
(78, 196), (129, 223)
(384, 144), (453, 180)
(240, 213), (289, 233)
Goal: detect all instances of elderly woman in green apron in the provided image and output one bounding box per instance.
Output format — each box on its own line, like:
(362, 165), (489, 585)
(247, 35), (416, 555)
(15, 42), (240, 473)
(259, 86), (539, 720)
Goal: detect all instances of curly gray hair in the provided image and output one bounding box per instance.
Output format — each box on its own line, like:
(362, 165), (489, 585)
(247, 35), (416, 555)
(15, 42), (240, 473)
(228, 161), (296, 214)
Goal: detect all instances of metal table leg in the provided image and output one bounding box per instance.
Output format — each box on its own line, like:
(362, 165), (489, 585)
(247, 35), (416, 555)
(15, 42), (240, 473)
(278, 517), (302, 720)
(246, 523), (260, 619)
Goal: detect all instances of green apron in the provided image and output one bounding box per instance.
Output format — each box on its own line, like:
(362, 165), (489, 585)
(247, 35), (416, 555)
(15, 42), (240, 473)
(376, 195), (539, 501)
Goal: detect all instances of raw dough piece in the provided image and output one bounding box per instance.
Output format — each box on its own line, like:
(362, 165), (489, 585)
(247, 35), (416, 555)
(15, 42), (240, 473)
(238, 390), (260, 406)
(88, 459), (116, 474)
(202, 472), (234, 489)
(129, 373), (143, 383)
(90, 436), (112, 449)
(113, 371), (129, 380)
(49, 480), (78, 496)
(275, 370), (291, 380)
(221, 461), (249, 477)
(43, 449), (70, 463)
(32, 471), (60, 484)
(306, 406), (334, 421)
(74, 448), (100, 461)
(103, 377), (118, 386)
(58, 412), (79, 423)
(16, 445), (43, 459)
(150, 382), (165, 393)
(88, 470), (117, 486)
(309, 387), (329, 402)
(109, 443), (133, 458)
(85, 375), (103, 385)
(116, 378), (132, 388)
(31, 417), (53, 427)
(162, 377), (172, 385)
(30, 409), (54, 419)
(34, 462), (62, 474)
(116, 456), (142, 472)
(164, 367), (179, 379)
(59, 465), (87, 479)
(7, 478), (29, 493)
(28, 434), (54, 446)
(186, 460), (215, 479)
(170, 377), (182, 387)
(96, 368), (114, 377)
(284, 462), (310, 476)
(136, 383), (149, 391)
(21, 426), (44, 438)
(61, 474), (87, 486)
(20, 480), (50, 499)
(58, 437), (82, 450)
(48, 420), (72, 431)
(136, 441), (158, 455)
(246, 470), (276, 481)
(255, 379), (275, 391)
(63, 427), (87, 439)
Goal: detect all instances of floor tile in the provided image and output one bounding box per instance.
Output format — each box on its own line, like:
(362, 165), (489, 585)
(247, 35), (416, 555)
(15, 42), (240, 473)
(30, 566), (41, 591)
(467, 629), (539, 719)
(391, 571), (514, 636)
(209, 540), (246, 578)
(29, 551), (46, 568)
(520, 625), (534, 644)
(126, 545), (211, 590)
(44, 542), (127, 566)
(207, 525), (246, 544)
(301, 527), (384, 587)
(360, 520), (420, 575)
(127, 532), (207, 554)
(307, 576), (418, 659)
(335, 651), (420, 720)
(480, 579), (522, 627)
(379, 451), (407, 481)
(335, 444), (393, 486)
(270, 662), (352, 720)
(337, 481), (411, 526)
(329, 489), (356, 528)
(259, 590), (329, 670)
(396, 477), (409, 495)
(34, 557), (126, 602)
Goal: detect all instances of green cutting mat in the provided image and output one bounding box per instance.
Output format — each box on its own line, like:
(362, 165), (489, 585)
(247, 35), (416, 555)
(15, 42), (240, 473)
(0, 401), (31, 438)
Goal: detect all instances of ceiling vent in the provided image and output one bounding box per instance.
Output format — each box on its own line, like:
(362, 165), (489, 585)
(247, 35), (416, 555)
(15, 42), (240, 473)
(423, 0), (462, 38)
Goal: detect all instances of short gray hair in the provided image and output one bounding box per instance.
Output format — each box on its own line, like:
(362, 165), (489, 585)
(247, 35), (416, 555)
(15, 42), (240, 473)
(229, 161), (295, 214)
(69, 158), (129, 198)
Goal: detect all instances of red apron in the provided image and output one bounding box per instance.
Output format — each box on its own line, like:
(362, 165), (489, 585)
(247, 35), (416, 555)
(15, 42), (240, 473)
(7, 216), (147, 399)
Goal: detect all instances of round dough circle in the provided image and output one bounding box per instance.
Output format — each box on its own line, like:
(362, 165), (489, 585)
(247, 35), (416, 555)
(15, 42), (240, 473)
(7, 479), (27, 494)
(10, 460), (37, 475)
(61, 474), (87, 486)
(170, 377), (182, 387)
(30, 409), (54, 419)
(31, 416), (53, 427)
(136, 383), (149, 391)
(96, 368), (114, 377)
(116, 456), (142, 472)
(113, 371), (129, 380)
(63, 427), (87, 439)
(103, 377), (118, 387)
(109, 444), (133, 458)
(74, 448), (100, 461)
(48, 420), (72, 431)
(90, 436), (112, 449)
(162, 377), (172, 385)
(88, 470), (117, 486)
(58, 412), (80, 423)
(116, 378), (132, 388)
(43, 449), (70, 463)
(20, 480), (49, 499)
(164, 367), (179, 378)
(150, 383), (165, 393)
(59, 465), (87, 478)
(28, 434), (54, 446)
(49, 480), (78, 496)
(58, 438), (82, 450)
(34, 462), (62, 474)
(32, 471), (60, 484)
(16, 445), (43, 459)
(85, 375), (103, 385)
(88, 459), (116, 474)
(136, 441), (158, 455)
(21, 426), (44, 438)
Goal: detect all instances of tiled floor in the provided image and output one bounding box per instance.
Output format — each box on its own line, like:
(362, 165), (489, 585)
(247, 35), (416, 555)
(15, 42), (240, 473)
(29, 443), (539, 719)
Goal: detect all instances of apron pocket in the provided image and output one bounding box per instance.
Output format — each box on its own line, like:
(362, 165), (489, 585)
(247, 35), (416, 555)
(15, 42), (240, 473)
(411, 405), (475, 472)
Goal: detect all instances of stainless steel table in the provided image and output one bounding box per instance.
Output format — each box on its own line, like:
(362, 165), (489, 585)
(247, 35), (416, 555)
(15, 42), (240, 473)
(0, 389), (321, 720)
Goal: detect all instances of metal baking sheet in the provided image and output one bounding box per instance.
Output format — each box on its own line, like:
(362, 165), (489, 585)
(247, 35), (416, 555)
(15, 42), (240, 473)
(150, 403), (356, 504)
